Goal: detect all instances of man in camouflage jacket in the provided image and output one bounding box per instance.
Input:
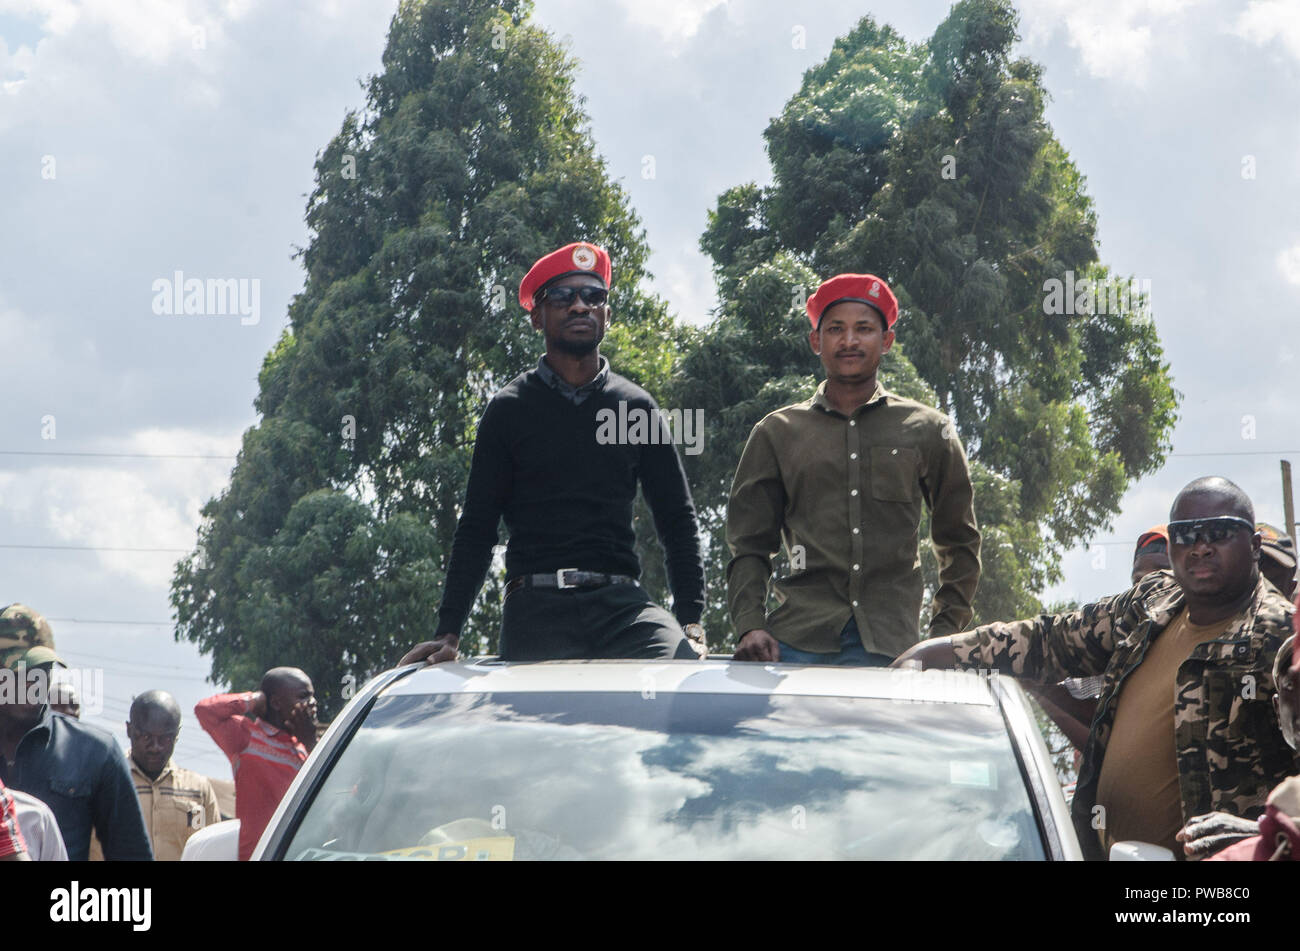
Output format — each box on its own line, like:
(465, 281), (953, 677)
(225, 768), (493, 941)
(895, 477), (1298, 860)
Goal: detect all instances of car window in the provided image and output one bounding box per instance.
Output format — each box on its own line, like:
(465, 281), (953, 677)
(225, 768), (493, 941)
(281, 691), (1047, 860)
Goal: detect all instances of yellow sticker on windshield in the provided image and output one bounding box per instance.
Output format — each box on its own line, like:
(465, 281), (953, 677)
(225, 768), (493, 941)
(381, 837), (515, 861)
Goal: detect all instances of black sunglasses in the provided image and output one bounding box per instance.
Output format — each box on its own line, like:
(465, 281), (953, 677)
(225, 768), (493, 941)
(537, 285), (608, 307)
(1166, 516), (1255, 547)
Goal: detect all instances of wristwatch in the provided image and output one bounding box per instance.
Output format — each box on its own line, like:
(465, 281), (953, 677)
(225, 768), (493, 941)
(683, 623), (708, 658)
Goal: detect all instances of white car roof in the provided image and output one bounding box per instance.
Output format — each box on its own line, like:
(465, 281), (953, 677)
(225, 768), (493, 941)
(381, 660), (997, 706)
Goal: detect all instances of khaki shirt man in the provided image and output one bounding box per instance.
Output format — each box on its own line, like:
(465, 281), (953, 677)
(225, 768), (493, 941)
(728, 273), (981, 663)
(91, 689), (221, 860)
(129, 758), (220, 861)
(88, 758), (221, 862)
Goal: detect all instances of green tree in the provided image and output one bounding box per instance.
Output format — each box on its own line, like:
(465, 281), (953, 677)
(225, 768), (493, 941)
(171, 0), (676, 717)
(680, 0), (1178, 644)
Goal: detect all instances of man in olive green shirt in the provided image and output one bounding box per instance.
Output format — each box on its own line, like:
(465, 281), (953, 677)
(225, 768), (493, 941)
(728, 273), (981, 663)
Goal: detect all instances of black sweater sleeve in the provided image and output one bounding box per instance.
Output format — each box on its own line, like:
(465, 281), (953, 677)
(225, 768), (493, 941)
(435, 399), (512, 637)
(638, 405), (706, 626)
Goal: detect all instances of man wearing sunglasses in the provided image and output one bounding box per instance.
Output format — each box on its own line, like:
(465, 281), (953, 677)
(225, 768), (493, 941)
(400, 242), (705, 665)
(894, 476), (1297, 860)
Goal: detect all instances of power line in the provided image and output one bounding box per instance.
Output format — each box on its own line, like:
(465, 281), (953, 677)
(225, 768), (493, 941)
(65, 649), (190, 668)
(72, 666), (214, 684)
(48, 617), (174, 626)
(1169, 450), (1299, 458)
(60, 652), (218, 680)
(0, 450), (235, 460)
(0, 544), (188, 553)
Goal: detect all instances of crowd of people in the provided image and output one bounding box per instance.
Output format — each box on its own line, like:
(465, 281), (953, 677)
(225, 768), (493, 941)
(2, 241), (1297, 861)
(0, 600), (319, 862)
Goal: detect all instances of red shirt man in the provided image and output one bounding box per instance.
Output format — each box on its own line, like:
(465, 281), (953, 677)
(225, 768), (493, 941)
(195, 667), (317, 860)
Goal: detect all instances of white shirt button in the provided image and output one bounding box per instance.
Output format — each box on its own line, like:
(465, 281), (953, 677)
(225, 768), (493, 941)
(850, 489), (858, 497)
(853, 564), (861, 572)
(849, 420), (856, 427)
(853, 527), (860, 535)
(850, 452), (858, 460)
(891, 448), (898, 455)
(852, 600), (859, 607)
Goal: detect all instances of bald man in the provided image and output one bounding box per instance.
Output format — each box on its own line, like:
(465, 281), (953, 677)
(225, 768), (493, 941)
(896, 476), (1299, 860)
(111, 691), (220, 861)
(196, 668), (317, 860)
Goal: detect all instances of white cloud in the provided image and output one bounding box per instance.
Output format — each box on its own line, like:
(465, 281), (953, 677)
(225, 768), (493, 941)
(0, 296), (56, 361)
(611, 0), (728, 44)
(0, 35), (37, 90)
(657, 241), (718, 326)
(1278, 242), (1300, 286)
(0, 0), (77, 36)
(0, 426), (240, 588)
(0, 0), (253, 70)
(1017, 0), (1207, 84)
(1232, 0), (1300, 61)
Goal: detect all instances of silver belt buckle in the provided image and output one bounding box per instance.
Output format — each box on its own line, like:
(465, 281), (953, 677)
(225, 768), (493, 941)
(555, 568), (579, 590)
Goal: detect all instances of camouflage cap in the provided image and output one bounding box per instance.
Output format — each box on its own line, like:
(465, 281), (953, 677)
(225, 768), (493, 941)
(1258, 523), (1297, 570)
(0, 604), (64, 672)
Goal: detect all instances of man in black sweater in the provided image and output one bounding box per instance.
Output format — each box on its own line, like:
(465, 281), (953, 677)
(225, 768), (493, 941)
(401, 242), (706, 664)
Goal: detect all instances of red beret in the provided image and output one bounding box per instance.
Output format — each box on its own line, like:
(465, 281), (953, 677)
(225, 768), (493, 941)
(807, 273), (898, 330)
(518, 242), (612, 310)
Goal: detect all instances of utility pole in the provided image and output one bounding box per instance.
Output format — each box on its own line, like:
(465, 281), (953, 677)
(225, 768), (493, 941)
(1283, 460), (1296, 543)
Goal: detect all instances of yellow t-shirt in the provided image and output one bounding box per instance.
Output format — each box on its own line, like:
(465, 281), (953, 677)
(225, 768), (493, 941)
(1095, 607), (1239, 856)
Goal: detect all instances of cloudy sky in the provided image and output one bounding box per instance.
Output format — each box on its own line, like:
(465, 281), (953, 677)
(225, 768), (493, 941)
(1, 0), (1297, 776)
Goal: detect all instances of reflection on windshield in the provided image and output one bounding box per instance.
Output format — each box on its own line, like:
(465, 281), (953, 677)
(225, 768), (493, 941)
(284, 692), (1046, 860)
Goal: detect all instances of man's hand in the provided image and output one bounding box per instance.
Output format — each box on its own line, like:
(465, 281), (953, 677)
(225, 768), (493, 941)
(733, 629), (780, 663)
(399, 634), (460, 666)
(287, 700), (318, 751)
(683, 623), (708, 659)
(890, 636), (957, 670)
(1176, 812), (1259, 860)
(1026, 683), (1095, 751)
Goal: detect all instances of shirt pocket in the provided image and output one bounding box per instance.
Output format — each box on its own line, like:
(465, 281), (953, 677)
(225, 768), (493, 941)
(174, 796), (205, 830)
(1201, 667), (1274, 786)
(45, 771), (93, 843)
(870, 446), (920, 503)
(48, 771), (93, 802)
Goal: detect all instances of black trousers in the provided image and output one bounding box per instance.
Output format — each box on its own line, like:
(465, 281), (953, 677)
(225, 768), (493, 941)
(499, 582), (697, 661)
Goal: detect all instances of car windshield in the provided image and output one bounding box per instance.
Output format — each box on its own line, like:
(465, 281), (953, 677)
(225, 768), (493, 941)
(281, 690), (1047, 860)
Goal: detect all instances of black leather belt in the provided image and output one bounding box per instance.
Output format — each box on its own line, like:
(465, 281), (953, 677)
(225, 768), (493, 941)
(504, 570), (637, 597)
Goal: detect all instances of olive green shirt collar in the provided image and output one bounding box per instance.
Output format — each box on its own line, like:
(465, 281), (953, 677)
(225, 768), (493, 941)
(808, 379), (890, 417)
